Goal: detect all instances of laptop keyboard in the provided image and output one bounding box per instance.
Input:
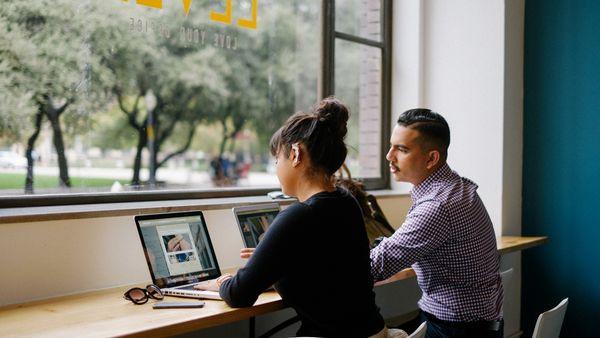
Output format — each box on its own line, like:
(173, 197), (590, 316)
(176, 280), (212, 291)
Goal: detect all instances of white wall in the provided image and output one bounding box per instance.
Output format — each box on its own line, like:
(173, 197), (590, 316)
(391, 1), (524, 336)
(393, 0), (511, 237)
(423, 0), (505, 237)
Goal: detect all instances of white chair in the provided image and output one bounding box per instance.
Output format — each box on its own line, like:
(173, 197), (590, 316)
(500, 268), (514, 287)
(499, 268), (514, 317)
(532, 298), (569, 338)
(407, 322), (427, 338)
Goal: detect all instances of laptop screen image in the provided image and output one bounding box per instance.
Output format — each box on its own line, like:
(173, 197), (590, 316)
(233, 203), (280, 248)
(134, 211), (221, 289)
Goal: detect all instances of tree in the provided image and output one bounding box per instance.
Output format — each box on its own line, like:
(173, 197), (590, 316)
(0, 1), (111, 192)
(0, 0), (323, 193)
(0, 51), (35, 141)
(246, 1), (320, 149)
(105, 4), (226, 185)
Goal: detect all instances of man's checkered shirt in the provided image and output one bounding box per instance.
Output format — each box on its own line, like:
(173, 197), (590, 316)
(370, 164), (503, 322)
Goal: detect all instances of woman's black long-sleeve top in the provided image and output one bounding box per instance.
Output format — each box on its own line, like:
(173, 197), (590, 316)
(219, 188), (385, 337)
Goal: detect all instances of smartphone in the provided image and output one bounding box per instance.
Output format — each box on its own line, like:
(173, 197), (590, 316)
(152, 301), (205, 309)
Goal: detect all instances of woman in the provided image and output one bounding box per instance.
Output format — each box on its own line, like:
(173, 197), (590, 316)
(197, 97), (402, 337)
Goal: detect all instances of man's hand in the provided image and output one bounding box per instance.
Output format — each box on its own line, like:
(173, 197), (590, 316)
(240, 248), (255, 259)
(193, 274), (233, 292)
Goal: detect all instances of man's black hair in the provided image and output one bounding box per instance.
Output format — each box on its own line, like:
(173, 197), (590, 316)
(397, 108), (450, 160)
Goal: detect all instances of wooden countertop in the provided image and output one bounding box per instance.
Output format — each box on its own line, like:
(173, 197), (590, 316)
(0, 236), (547, 337)
(0, 289), (284, 338)
(497, 235), (548, 254)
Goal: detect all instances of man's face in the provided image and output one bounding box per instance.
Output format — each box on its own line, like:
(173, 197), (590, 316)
(386, 125), (431, 185)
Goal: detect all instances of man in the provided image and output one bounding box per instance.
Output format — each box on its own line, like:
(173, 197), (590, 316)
(370, 109), (503, 338)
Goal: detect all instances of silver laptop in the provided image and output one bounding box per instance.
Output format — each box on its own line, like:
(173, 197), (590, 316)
(232, 203), (280, 248)
(134, 211), (222, 300)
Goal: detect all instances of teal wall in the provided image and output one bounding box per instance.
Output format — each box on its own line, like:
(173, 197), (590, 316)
(523, 0), (600, 336)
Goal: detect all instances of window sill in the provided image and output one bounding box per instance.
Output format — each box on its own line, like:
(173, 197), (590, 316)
(0, 189), (408, 224)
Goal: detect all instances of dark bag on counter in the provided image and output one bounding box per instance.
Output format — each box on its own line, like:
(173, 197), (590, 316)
(335, 164), (396, 248)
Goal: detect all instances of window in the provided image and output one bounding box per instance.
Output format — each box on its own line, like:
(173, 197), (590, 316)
(0, 0), (390, 207)
(325, 0), (392, 189)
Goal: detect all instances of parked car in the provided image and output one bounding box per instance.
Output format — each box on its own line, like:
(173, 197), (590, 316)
(0, 151), (27, 168)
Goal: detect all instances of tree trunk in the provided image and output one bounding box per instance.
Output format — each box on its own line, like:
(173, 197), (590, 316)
(227, 122), (244, 153)
(147, 111), (159, 184)
(46, 109), (71, 188)
(150, 138), (159, 181)
(131, 125), (147, 186)
(157, 125), (197, 170)
(218, 120), (230, 158)
(24, 110), (44, 194)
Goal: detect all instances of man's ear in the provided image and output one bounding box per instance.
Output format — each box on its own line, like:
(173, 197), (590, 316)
(426, 150), (440, 170)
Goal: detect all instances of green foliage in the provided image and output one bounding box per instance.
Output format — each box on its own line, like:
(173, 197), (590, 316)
(0, 0), (322, 190)
(0, 172), (127, 190)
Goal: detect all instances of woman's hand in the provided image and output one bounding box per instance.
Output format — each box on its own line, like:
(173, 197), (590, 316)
(193, 274), (233, 291)
(240, 248), (255, 259)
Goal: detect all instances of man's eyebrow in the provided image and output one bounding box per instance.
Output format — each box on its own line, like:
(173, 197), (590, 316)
(391, 143), (409, 151)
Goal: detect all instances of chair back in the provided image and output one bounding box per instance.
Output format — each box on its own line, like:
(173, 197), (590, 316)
(532, 298), (569, 338)
(499, 268), (514, 317)
(500, 268), (514, 287)
(408, 322), (427, 338)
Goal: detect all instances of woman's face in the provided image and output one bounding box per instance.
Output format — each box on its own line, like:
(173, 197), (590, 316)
(275, 147), (297, 196)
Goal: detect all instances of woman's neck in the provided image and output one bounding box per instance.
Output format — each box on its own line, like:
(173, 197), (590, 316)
(295, 176), (335, 202)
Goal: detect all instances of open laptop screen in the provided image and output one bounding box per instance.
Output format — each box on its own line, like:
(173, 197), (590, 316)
(233, 203), (280, 248)
(134, 211), (220, 288)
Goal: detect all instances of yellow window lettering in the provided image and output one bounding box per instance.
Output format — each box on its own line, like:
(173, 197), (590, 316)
(182, 0), (192, 16)
(210, 0), (232, 25)
(136, 0), (162, 9)
(237, 0), (258, 30)
(122, 0), (258, 30)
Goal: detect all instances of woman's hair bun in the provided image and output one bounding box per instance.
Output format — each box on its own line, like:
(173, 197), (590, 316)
(269, 96), (350, 177)
(314, 96), (349, 139)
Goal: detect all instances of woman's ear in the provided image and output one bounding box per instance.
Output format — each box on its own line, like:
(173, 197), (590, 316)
(291, 143), (301, 167)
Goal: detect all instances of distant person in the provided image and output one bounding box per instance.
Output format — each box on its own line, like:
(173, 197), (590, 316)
(209, 156), (225, 183)
(197, 97), (406, 338)
(370, 109), (503, 338)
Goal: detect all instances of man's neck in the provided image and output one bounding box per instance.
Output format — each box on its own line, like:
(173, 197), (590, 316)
(413, 162), (446, 187)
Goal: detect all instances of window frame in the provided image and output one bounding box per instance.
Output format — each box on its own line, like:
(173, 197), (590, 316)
(322, 0), (392, 190)
(0, 0), (392, 208)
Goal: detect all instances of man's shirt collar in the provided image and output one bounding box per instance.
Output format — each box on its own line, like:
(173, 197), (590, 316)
(411, 163), (452, 202)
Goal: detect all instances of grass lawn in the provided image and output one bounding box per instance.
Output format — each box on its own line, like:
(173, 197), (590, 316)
(0, 172), (128, 190)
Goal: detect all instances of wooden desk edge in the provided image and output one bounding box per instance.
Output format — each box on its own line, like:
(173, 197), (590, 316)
(497, 236), (548, 255)
(0, 289), (285, 338)
(124, 300), (286, 338)
(0, 235), (548, 337)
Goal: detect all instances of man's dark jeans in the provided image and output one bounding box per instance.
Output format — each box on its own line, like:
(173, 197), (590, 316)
(420, 312), (503, 338)
(398, 311), (504, 338)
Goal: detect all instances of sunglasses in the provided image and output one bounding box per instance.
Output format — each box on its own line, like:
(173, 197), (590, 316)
(123, 284), (164, 305)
